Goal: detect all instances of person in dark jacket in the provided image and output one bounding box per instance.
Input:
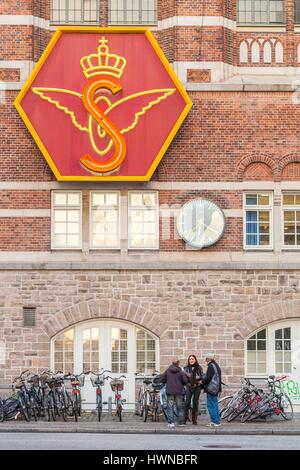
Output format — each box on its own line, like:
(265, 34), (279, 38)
(183, 354), (203, 425)
(160, 359), (188, 428)
(201, 352), (222, 427)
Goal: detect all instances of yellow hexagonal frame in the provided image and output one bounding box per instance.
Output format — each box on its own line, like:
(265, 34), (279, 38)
(15, 27), (192, 181)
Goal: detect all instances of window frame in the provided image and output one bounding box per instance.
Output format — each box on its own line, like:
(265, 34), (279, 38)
(51, 190), (82, 250)
(237, 0), (286, 25)
(89, 191), (121, 251)
(282, 192), (300, 250)
(128, 190), (159, 250)
(245, 328), (268, 377)
(108, 0), (158, 26)
(243, 191), (273, 251)
(50, 0), (100, 25)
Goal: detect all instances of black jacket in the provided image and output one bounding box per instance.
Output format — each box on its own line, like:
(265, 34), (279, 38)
(183, 365), (203, 387)
(202, 360), (222, 394)
(160, 364), (188, 395)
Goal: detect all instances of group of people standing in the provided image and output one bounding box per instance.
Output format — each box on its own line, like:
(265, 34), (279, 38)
(160, 353), (222, 428)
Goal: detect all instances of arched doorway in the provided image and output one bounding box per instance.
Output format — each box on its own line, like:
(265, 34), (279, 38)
(51, 319), (159, 410)
(245, 319), (300, 409)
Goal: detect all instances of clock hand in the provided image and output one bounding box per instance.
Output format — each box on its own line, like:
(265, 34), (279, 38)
(202, 223), (220, 235)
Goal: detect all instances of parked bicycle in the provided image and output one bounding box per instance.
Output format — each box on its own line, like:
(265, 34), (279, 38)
(89, 369), (111, 422)
(135, 372), (159, 417)
(64, 372), (86, 422)
(143, 374), (167, 423)
(108, 375), (126, 422)
(219, 375), (293, 422)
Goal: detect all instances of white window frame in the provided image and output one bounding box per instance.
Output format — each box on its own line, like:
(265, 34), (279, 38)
(128, 191), (159, 250)
(50, 0), (100, 25)
(245, 327), (268, 377)
(282, 192), (300, 250)
(243, 191), (273, 251)
(108, 0), (158, 26)
(51, 190), (82, 250)
(89, 191), (121, 250)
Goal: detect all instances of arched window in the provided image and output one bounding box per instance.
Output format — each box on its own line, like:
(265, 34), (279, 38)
(51, 320), (159, 409)
(263, 41), (272, 63)
(239, 41), (249, 63)
(251, 41), (260, 63)
(275, 41), (283, 63)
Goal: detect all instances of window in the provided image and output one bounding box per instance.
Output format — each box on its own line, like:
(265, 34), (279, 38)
(111, 327), (128, 374)
(275, 327), (291, 373)
(136, 328), (156, 374)
(51, 0), (99, 25)
(82, 327), (99, 373)
(237, 0), (285, 24)
(244, 193), (273, 249)
(51, 191), (82, 249)
(247, 329), (267, 375)
(128, 192), (159, 249)
(109, 0), (157, 25)
(296, 1), (300, 23)
(53, 329), (74, 373)
(282, 193), (300, 248)
(90, 192), (120, 249)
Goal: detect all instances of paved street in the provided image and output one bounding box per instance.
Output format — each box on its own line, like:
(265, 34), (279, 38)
(0, 432), (299, 450)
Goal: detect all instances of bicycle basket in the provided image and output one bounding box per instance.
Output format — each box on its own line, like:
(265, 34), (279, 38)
(110, 379), (124, 392)
(71, 375), (85, 387)
(90, 376), (104, 388)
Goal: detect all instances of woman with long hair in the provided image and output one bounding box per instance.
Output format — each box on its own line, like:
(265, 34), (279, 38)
(184, 354), (203, 425)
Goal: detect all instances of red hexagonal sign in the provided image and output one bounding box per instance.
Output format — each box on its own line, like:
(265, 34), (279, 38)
(15, 27), (192, 181)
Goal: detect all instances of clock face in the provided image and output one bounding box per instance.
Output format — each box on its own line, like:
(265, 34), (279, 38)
(176, 199), (225, 248)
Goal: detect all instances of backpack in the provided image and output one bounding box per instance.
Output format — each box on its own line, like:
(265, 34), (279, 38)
(206, 363), (220, 396)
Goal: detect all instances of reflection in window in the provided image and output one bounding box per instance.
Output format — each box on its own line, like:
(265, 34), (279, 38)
(52, 191), (81, 249)
(54, 329), (74, 373)
(91, 192), (120, 249)
(247, 329), (267, 374)
(275, 327), (291, 373)
(136, 328), (156, 374)
(244, 193), (272, 248)
(128, 192), (159, 249)
(283, 194), (300, 247)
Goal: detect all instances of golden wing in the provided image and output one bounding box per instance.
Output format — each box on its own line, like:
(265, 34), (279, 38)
(31, 87), (89, 132)
(105, 88), (176, 134)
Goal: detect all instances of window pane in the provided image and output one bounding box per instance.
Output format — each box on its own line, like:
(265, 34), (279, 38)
(246, 194), (257, 205)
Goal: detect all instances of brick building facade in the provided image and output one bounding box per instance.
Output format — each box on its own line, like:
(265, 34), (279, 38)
(1, 0), (300, 408)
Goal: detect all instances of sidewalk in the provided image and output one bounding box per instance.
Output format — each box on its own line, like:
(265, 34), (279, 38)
(0, 413), (300, 435)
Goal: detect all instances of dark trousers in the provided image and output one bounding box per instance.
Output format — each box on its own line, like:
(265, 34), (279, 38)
(185, 386), (201, 414)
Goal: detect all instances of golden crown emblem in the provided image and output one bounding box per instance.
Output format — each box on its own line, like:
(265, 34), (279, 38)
(80, 37), (127, 79)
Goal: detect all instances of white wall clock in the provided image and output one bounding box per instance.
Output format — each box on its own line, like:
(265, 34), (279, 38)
(176, 199), (225, 248)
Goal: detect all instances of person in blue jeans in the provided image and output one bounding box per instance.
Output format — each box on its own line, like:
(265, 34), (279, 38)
(160, 359), (188, 428)
(201, 353), (222, 427)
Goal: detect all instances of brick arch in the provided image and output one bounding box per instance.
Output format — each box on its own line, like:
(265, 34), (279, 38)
(279, 154), (300, 180)
(237, 155), (277, 181)
(236, 299), (300, 339)
(42, 299), (167, 338)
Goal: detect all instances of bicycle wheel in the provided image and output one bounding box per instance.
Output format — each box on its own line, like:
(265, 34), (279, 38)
(135, 389), (143, 416)
(280, 394), (293, 421)
(0, 402), (4, 422)
(218, 395), (233, 419)
(19, 399), (30, 422)
(144, 404), (150, 422)
(97, 395), (102, 422)
(117, 405), (122, 422)
(60, 394), (67, 422)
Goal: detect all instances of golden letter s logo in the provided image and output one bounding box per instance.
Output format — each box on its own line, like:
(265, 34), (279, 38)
(80, 76), (127, 173)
